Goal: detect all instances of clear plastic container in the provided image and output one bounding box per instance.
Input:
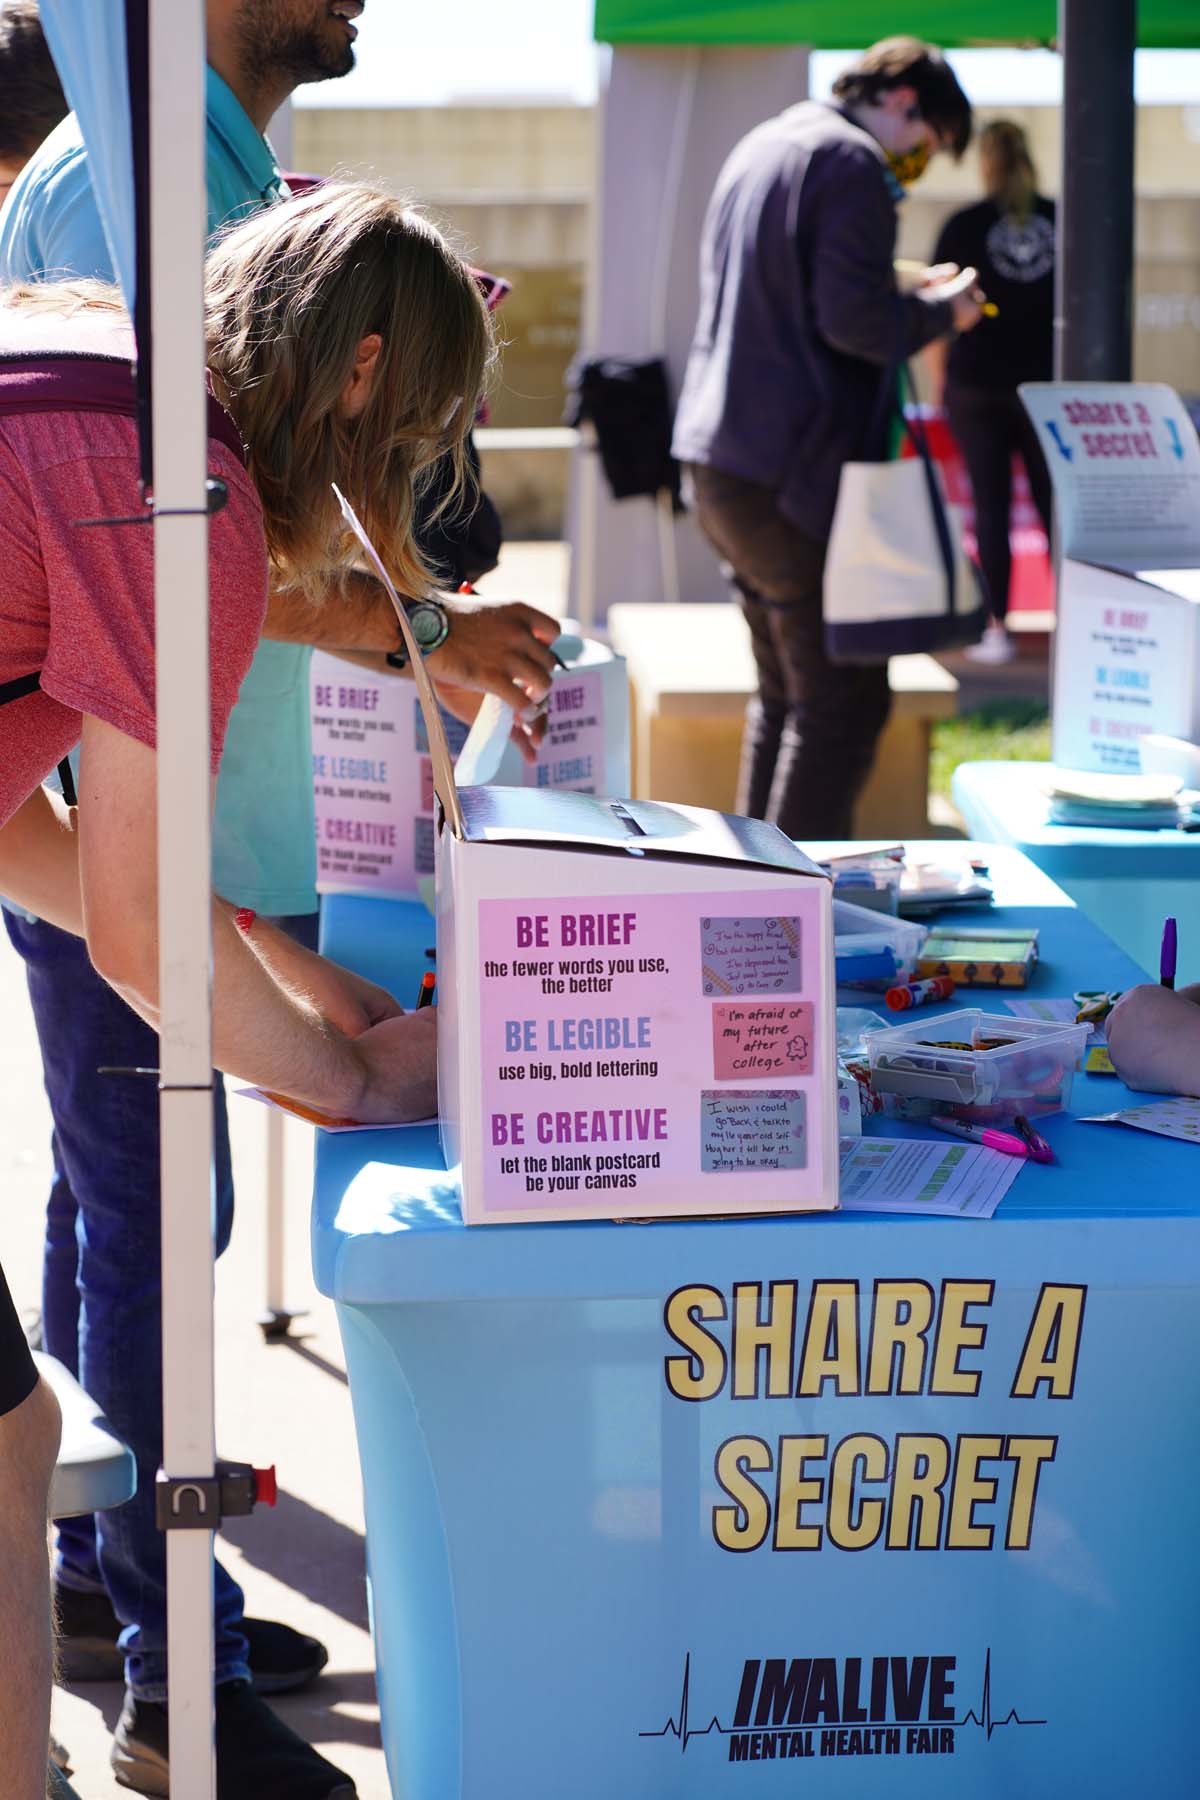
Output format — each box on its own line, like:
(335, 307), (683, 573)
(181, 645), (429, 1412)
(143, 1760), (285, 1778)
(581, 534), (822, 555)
(861, 1009), (1092, 1121)
(828, 859), (903, 915)
(834, 900), (927, 990)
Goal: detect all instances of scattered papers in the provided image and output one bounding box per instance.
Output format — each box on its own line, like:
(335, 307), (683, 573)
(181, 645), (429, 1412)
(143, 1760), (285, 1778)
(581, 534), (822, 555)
(838, 1135), (1025, 1219)
(238, 1088), (437, 1134)
(1081, 1097), (1200, 1144)
(1084, 1046), (1116, 1076)
(1005, 995), (1106, 1043)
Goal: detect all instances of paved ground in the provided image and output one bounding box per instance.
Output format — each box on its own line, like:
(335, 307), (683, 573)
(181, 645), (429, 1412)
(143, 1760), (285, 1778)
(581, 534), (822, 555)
(3, 940), (391, 1796)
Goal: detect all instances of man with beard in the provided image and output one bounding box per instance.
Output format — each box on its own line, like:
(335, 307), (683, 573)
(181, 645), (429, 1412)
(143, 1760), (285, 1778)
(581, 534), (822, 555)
(0, 4), (558, 1794)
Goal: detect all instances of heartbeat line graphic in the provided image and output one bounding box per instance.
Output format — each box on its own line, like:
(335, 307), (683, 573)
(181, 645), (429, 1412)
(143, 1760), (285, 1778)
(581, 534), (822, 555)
(639, 1653), (734, 1753)
(640, 1650), (1045, 1753)
(957, 1648), (1046, 1739)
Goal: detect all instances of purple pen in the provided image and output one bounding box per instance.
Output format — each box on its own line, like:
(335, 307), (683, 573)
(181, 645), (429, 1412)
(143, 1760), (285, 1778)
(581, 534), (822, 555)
(1160, 917), (1177, 991)
(1013, 1114), (1054, 1164)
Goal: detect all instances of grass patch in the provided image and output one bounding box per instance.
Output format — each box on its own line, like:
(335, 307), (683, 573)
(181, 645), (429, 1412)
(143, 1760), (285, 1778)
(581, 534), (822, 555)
(930, 699), (1051, 805)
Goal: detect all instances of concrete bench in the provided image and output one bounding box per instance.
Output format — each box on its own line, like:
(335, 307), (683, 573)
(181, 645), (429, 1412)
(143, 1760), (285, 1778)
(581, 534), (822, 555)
(605, 602), (959, 838)
(35, 1351), (137, 1521)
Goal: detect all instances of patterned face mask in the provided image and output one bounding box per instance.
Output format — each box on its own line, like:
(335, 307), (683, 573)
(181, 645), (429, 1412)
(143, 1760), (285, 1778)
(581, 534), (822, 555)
(886, 139), (932, 187)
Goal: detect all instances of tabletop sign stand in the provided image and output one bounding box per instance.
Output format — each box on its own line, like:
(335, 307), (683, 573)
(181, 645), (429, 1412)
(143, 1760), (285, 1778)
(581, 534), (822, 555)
(309, 635), (630, 904)
(334, 487), (840, 1225)
(1020, 382), (1200, 774)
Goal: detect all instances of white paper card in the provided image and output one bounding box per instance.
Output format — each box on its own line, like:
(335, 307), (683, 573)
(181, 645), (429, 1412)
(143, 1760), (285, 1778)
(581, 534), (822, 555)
(837, 1135), (1025, 1218)
(1081, 1097), (1200, 1144)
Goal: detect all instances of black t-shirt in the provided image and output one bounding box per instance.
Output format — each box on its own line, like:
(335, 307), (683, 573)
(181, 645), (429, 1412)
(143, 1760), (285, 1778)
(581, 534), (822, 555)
(933, 194), (1055, 391)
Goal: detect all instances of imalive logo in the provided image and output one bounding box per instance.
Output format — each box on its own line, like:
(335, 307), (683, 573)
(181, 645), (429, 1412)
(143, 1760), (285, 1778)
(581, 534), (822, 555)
(640, 1649), (1044, 1765)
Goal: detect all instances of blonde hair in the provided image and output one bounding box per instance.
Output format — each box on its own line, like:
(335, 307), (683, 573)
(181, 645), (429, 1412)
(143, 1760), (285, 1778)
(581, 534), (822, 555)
(204, 182), (495, 599)
(979, 120), (1037, 221)
(1, 278), (123, 313)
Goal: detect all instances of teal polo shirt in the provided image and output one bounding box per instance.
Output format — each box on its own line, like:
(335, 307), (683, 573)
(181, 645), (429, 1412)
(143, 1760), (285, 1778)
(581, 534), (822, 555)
(0, 69), (318, 915)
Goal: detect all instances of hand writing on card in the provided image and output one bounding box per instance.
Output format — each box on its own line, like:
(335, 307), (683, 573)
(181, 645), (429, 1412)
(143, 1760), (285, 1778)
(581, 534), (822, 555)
(349, 1005), (439, 1124)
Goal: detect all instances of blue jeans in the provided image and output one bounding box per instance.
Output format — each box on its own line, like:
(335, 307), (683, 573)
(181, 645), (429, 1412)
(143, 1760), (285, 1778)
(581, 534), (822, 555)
(6, 911), (252, 1701)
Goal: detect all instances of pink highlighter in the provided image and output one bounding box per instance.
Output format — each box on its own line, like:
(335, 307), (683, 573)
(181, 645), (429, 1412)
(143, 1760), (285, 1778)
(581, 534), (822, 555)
(930, 1115), (1029, 1158)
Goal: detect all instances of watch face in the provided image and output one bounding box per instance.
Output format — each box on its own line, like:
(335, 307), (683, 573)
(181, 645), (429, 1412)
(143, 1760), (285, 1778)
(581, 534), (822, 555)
(409, 601), (447, 649)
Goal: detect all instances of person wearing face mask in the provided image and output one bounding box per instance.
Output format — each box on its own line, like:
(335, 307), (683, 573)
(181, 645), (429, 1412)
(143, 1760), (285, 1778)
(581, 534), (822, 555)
(673, 37), (981, 840)
(928, 119), (1056, 665)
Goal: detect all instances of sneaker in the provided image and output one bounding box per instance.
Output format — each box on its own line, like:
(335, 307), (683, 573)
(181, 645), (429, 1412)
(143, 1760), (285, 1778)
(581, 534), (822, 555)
(56, 1583), (328, 1693)
(963, 621), (1017, 664)
(111, 1679), (356, 1798)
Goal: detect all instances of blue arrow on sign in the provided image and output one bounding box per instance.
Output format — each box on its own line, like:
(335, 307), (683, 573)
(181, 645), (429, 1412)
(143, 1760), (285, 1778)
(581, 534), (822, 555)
(1166, 418), (1185, 461)
(1046, 422), (1073, 461)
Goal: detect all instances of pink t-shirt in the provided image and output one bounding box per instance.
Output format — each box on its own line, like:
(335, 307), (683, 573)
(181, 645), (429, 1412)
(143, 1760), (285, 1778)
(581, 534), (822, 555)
(0, 403), (266, 829)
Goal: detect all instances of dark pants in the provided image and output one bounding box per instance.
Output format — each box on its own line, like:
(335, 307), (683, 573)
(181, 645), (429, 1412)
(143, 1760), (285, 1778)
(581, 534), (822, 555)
(6, 905), (316, 1698)
(944, 384), (1053, 623)
(687, 463), (892, 840)
(5, 911), (250, 1700)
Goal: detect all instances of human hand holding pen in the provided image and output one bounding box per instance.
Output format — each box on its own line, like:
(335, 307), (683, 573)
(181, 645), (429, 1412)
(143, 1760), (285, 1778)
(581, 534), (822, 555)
(428, 583), (562, 715)
(1106, 982), (1200, 1097)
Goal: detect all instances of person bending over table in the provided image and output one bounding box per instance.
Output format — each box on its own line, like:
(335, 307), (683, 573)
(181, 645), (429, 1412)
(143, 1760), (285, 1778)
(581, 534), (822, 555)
(0, 15), (557, 1789)
(1106, 985), (1200, 1098)
(0, 182), (493, 1800)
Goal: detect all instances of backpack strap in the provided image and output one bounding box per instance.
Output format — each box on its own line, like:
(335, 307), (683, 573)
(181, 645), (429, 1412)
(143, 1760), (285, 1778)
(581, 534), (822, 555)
(0, 352), (245, 807)
(0, 674), (77, 805)
(0, 351), (246, 467)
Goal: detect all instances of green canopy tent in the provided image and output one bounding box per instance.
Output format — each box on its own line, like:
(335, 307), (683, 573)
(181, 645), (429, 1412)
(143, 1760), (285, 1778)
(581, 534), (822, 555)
(594, 1), (1195, 49)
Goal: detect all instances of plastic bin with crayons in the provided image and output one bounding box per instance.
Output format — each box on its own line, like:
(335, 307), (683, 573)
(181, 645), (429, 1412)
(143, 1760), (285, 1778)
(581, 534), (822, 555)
(861, 1011), (1092, 1124)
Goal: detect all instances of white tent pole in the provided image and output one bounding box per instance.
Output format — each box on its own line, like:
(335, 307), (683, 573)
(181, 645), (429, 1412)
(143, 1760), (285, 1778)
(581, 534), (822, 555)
(151, 0), (217, 1793)
(263, 1106), (290, 1332)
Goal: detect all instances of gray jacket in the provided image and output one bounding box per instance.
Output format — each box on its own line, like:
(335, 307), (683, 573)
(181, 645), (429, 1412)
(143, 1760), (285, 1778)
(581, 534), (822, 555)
(672, 101), (953, 542)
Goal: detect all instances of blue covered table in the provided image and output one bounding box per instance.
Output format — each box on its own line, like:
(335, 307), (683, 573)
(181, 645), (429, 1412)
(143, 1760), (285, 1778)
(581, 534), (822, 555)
(951, 759), (1199, 972)
(315, 844), (1200, 1799)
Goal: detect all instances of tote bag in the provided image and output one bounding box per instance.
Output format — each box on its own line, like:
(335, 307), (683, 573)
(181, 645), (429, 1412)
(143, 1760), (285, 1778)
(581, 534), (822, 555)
(824, 371), (987, 664)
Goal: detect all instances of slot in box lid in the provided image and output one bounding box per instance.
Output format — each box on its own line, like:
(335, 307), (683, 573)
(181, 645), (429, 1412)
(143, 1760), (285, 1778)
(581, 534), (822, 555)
(455, 784), (830, 879)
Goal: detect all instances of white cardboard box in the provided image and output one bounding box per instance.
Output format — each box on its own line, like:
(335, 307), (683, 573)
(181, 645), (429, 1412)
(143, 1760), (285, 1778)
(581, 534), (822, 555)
(1020, 383), (1200, 772)
(437, 786), (839, 1224)
(330, 484), (838, 1225)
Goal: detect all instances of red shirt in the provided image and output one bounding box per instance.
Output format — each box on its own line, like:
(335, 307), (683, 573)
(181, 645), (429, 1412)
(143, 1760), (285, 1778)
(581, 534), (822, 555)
(0, 402), (267, 829)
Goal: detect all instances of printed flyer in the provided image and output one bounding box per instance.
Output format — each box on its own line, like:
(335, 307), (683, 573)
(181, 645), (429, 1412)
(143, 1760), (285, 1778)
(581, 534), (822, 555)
(476, 887), (831, 1216)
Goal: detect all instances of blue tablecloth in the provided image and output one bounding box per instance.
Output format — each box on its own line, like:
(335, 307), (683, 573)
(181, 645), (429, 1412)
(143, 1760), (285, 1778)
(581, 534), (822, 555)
(313, 844), (1200, 1800)
(951, 761), (1200, 972)
(315, 841), (1191, 1304)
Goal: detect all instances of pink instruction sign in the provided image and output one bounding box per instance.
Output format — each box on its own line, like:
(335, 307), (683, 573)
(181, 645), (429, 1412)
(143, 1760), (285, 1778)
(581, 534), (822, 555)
(476, 885), (828, 1215)
(527, 666), (606, 792)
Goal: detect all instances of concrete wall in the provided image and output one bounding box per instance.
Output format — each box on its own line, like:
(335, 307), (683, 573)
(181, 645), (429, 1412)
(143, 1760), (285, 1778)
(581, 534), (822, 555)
(294, 98), (1200, 520)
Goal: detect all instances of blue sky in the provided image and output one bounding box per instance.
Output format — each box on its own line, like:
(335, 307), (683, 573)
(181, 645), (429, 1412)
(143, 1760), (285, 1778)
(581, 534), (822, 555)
(295, 3), (1200, 109)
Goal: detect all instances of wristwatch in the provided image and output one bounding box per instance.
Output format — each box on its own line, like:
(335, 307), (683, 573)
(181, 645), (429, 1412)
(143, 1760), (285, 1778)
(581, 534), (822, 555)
(385, 597), (450, 669)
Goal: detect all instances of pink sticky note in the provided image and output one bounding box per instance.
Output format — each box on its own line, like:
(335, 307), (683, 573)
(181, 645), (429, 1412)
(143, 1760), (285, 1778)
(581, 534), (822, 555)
(712, 1000), (814, 1081)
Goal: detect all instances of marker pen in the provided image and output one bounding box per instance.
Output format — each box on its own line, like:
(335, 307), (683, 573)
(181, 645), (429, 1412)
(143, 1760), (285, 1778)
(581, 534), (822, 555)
(1013, 1114), (1054, 1164)
(930, 1115), (1029, 1158)
(1160, 916), (1178, 990)
(416, 970), (437, 1010)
